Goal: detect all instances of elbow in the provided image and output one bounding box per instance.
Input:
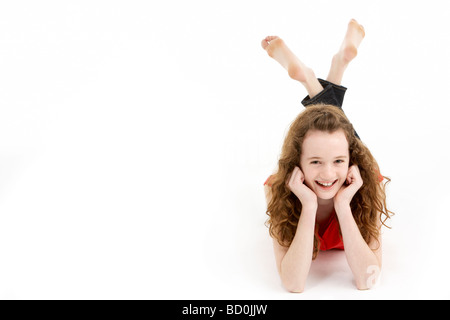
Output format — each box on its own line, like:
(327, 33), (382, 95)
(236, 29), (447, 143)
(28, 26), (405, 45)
(279, 266), (308, 293)
(356, 281), (371, 291)
(283, 279), (305, 293)
(356, 277), (380, 291)
(355, 265), (382, 290)
(288, 287), (305, 293)
(285, 285), (305, 293)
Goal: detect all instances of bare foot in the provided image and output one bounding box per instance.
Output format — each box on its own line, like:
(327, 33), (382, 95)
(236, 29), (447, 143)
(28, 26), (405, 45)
(261, 36), (311, 83)
(261, 36), (323, 97)
(326, 19), (365, 85)
(337, 19), (365, 64)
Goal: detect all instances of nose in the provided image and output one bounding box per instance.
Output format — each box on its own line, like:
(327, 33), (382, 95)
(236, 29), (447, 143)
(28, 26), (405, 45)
(320, 164), (335, 180)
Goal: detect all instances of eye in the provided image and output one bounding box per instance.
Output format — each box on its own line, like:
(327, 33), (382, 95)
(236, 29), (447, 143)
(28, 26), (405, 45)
(311, 161), (320, 165)
(335, 159), (345, 164)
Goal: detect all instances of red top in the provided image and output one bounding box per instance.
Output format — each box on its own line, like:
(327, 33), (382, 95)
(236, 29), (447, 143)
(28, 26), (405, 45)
(316, 211), (344, 251)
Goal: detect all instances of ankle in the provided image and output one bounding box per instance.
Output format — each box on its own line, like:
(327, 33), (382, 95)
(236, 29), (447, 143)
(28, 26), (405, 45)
(333, 52), (349, 69)
(303, 70), (323, 98)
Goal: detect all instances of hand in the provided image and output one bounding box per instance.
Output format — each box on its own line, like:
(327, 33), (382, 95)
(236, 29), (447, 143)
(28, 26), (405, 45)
(287, 166), (317, 208)
(334, 165), (363, 207)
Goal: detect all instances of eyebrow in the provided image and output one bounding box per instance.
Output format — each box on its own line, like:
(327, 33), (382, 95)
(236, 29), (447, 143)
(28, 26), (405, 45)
(307, 156), (348, 160)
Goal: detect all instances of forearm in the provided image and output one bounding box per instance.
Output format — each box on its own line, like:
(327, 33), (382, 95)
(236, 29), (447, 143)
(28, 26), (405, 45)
(279, 205), (316, 293)
(335, 204), (381, 290)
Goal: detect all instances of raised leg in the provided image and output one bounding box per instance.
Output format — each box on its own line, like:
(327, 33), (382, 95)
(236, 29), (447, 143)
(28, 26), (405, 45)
(326, 19), (365, 85)
(261, 36), (323, 98)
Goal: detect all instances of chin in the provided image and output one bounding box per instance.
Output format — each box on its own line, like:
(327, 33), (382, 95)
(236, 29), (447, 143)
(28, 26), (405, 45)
(315, 192), (338, 201)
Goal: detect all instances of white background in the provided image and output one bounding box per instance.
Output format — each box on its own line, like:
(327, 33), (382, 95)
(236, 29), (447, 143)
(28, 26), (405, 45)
(0, 0), (449, 299)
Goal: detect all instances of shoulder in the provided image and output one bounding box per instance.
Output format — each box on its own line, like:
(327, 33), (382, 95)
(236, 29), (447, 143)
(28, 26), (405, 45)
(264, 175), (274, 187)
(264, 183), (272, 205)
(264, 175), (275, 204)
(377, 171), (384, 183)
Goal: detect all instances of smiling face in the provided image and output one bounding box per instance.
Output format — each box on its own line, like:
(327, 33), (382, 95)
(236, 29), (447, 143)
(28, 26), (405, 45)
(300, 129), (350, 202)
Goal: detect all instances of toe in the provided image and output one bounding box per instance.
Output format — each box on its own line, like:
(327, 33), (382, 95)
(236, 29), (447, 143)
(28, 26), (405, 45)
(261, 36), (278, 50)
(265, 36), (279, 42)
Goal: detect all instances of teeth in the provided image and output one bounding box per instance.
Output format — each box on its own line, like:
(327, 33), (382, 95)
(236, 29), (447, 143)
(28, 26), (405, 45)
(317, 181), (334, 187)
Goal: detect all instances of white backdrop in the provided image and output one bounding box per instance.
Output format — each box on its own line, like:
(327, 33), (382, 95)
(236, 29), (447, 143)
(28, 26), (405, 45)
(1, 0), (449, 299)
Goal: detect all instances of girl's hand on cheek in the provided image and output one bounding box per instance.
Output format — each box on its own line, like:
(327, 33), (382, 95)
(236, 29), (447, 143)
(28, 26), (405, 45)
(287, 166), (317, 209)
(334, 165), (363, 207)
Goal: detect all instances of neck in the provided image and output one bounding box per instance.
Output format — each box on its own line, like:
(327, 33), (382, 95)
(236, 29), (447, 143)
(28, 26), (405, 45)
(317, 197), (333, 207)
(315, 198), (335, 224)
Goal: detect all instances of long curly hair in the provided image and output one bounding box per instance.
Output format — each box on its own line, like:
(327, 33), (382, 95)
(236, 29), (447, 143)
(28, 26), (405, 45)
(265, 105), (393, 259)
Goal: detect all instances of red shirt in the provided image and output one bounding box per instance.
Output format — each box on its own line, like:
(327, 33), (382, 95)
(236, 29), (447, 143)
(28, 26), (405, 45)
(316, 211), (344, 251)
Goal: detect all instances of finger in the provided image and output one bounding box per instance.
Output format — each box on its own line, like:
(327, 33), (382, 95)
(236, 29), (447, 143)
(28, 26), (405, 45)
(346, 168), (353, 184)
(294, 166), (306, 184)
(348, 165), (362, 183)
(290, 167), (303, 186)
(289, 167), (299, 185)
(287, 167), (298, 187)
(298, 167), (305, 183)
(350, 165), (360, 176)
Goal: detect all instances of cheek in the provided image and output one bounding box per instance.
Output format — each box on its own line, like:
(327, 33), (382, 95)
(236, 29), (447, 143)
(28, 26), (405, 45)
(302, 169), (316, 186)
(338, 167), (349, 182)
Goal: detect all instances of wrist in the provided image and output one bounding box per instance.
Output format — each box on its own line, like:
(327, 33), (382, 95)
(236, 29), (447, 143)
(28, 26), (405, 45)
(334, 202), (351, 216)
(301, 203), (318, 214)
(299, 204), (317, 227)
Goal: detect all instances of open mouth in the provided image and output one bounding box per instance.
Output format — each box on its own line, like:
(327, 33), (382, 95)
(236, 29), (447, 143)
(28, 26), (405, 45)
(315, 179), (338, 190)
